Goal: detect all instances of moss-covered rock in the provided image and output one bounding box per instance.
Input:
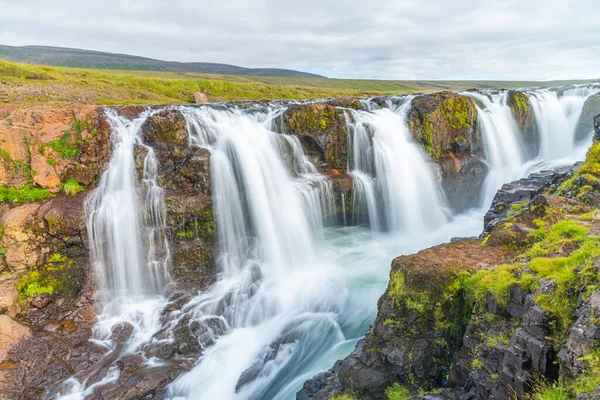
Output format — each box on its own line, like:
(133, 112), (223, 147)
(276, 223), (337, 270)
(335, 240), (515, 398)
(407, 92), (479, 159)
(0, 104), (111, 195)
(506, 90), (538, 157)
(141, 109), (188, 147)
(279, 103), (349, 172)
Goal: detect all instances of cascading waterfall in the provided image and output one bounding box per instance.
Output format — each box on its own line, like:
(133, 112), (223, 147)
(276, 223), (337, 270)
(53, 84), (599, 400)
(57, 110), (171, 398)
(528, 86), (598, 159)
(346, 97), (450, 232)
(462, 91), (527, 206)
(463, 85), (598, 206)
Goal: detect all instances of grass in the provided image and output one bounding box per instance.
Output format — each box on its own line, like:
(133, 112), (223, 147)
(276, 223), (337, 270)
(0, 185), (54, 204)
(1, 59), (595, 105)
(62, 178), (84, 196)
(386, 383), (412, 400)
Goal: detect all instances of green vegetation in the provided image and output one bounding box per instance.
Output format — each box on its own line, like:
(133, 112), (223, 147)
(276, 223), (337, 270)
(0, 185), (54, 204)
(1, 59), (594, 105)
(16, 253), (74, 302)
(43, 130), (80, 158)
(331, 393), (359, 400)
(466, 213), (600, 340)
(385, 383), (412, 400)
(62, 178), (84, 196)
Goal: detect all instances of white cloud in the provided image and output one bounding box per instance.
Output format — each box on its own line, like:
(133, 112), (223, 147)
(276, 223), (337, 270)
(0, 0), (598, 80)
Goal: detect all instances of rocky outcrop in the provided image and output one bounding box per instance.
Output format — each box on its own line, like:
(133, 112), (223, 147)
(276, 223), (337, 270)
(507, 90), (538, 157)
(0, 103), (111, 192)
(278, 103), (349, 173)
(482, 165), (578, 235)
(325, 240), (516, 399)
(576, 94), (600, 142)
(407, 92), (480, 159)
(407, 92), (486, 212)
(303, 140), (600, 400)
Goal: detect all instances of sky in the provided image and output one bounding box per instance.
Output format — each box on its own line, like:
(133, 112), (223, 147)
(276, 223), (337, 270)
(0, 0), (599, 80)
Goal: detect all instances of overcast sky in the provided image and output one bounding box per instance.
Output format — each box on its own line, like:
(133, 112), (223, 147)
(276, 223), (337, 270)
(1, 0), (599, 80)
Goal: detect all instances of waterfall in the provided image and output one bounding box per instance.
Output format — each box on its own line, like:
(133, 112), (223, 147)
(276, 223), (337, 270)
(463, 86), (598, 206)
(56, 110), (171, 399)
(86, 109), (170, 304)
(462, 91), (527, 206)
(346, 98), (450, 232)
(54, 84), (599, 400)
(528, 86), (598, 160)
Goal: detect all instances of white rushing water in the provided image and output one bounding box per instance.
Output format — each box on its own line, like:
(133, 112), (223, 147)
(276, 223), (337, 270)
(57, 110), (171, 399)
(345, 97), (450, 232)
(56, 84), (598, 400)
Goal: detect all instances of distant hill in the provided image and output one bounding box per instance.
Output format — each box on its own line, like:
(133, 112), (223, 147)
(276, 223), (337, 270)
(0, 44), (325, 78)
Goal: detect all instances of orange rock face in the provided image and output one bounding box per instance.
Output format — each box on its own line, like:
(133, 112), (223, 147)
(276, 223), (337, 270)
(0, 103), (110, 190)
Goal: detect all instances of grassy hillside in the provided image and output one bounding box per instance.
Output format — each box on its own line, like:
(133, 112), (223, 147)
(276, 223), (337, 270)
(0, 44), (324, 78)
(0, 59), (597, 105)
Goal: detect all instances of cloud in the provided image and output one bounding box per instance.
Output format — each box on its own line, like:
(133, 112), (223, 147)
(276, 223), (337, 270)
(0, 0), (598, 80)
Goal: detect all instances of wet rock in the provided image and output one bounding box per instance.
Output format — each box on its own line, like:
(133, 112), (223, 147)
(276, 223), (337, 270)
(31, 294), (54, 309)
(326, 97), (362, 110)
(438, 155), (488, 212)
(576, 94), (600, 142)
(506, 90), (538, 157)
(142, 109), (188, 147)
(0, 316), (31, 363)
(278, 103), (349, 172)
(407, 92), (480, 159)
(296, 360), (343, 400)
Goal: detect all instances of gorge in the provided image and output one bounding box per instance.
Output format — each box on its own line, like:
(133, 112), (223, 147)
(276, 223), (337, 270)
(1, 84), (600, 400)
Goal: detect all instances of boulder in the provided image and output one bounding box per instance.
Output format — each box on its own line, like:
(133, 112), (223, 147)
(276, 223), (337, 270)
(0, 315), (31, 363)
(506, 90), (538, 157)
(407, 92), (480, 159)
(278, 103), (349, 172)
(335, 240), (516, 398)
(193, 92), (208, 104)
(576, 94), (600, 142)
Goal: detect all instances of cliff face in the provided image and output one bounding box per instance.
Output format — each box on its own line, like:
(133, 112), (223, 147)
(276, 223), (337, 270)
(303, 119), (600, 400)
(0, 105), (218, 398)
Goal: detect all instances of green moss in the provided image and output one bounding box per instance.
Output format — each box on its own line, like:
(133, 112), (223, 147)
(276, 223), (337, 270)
(16, 253), (75, 302)
(441, 96), (473, 130)
(176, 230), (195, 239)
(0, 246), (6, 256)
(0, 149), (12, 165)
(386, 383), (412, 400)
(46, 157), (56, 167)
(42, 130), (80, 158)
(465, 264), (520, 310)
(0, 185), (54, 204)
(62, 178), (84, 196)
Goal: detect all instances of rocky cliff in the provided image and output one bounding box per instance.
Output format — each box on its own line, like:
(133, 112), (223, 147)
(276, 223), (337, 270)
(301, 118), (600, 400)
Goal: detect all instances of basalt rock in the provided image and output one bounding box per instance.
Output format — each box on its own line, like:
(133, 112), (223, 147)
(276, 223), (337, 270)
(278, 103), (349, 173)
(407, 92), (480, 159)
(576, 94), (600, 142)
(507, 90), (538, 157)
(326, 240), (515, 399)
(406, 92), (484, 213)
(482, 165), (578, 236)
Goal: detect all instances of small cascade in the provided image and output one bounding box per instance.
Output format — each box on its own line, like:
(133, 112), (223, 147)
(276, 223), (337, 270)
(57, 110), (171, 398)
(462, 91), (527, 206)
(168, 105), (346, 399)
(346, 98), (450, 232)
(528, 86), (598, 160)
(86, 109), (170, 304)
